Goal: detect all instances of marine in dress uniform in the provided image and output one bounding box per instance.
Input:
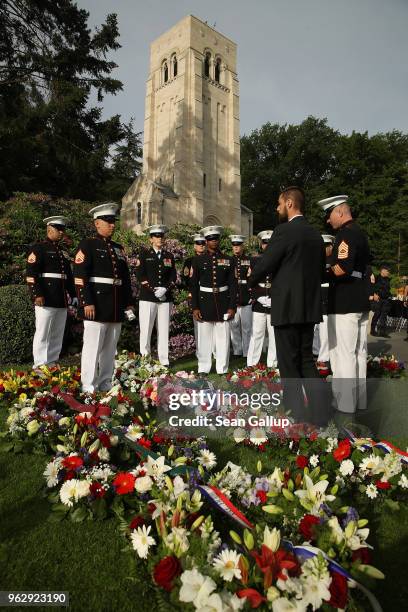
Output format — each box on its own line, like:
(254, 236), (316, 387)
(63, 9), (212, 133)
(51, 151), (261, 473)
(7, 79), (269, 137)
(319, 195), (371, 414)
(312, 234), (335, 366)
(136, 225), (177, 366)
(190, 226), (237, 374)
(26, 216), (75, 368)
(246, 231), (277, 367)
(74, 203), (133, 393)
(229, 235), (253, 357)
(182, 234), (206, 350)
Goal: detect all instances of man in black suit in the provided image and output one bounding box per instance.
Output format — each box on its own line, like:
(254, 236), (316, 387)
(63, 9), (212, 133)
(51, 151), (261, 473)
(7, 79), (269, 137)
(248, 187), (327, 422)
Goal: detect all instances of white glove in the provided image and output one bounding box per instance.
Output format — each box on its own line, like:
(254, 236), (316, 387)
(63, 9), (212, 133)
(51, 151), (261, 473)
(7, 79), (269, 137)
(154, 287), (167, 299)
(257, 296), (271, 308)
(71, 297), (78, 308)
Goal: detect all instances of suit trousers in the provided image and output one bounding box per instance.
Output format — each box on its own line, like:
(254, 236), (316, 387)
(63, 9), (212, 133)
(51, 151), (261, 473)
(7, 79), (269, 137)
(230, 305), (253, 356)
(81, 320), (121, 393)
(33, 306), (67, 367)
(197, 321), (230, 374)
(247, 311), (277, 367)
(139, 300), (170, 366)
(312, 315), (329, 362)
(274, 323), (326, 424)
(328, 312), (368, 413)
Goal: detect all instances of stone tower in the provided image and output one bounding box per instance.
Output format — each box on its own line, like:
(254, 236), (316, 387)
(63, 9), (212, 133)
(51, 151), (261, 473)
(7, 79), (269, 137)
(121, 15), (253, 236)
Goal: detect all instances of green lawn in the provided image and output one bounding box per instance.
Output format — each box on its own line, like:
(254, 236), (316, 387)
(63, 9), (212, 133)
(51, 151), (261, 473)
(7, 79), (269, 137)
(0, 356), (407, 611)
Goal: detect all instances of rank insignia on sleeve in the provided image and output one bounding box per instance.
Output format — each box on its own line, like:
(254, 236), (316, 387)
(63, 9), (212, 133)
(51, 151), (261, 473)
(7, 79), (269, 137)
(26, 276), (35, 284)
(338, 241), (349, 259)
(27, 252), (36, 263)
(75, 250), (85, 264)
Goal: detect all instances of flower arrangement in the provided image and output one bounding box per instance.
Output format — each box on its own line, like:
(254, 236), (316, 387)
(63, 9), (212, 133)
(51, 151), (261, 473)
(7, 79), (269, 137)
(367, 355), (406, 378)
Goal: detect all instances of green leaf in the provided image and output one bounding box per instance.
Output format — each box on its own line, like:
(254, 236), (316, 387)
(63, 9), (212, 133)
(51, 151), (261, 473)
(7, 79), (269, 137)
(70, 506), (88, 523)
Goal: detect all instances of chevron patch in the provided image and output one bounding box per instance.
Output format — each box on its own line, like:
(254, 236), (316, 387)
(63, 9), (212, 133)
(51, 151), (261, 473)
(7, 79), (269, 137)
(338, 241), (349, 260)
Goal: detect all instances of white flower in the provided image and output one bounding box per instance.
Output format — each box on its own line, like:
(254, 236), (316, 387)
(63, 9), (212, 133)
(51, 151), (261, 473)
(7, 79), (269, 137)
(145, 455), (171, 478)
(212, 549), (241, 582)
(268, 467), (284, 492)
(381, 453), (402, 480)
(399, 474), (408, 489)
(172, 475), (186, 498)
(309, 455), (319, 468)
(263, 526), (280, 552)
(98, 447), (110, 462)
(294, 474), (335, 515)
(220, 592), (245, 611)
(326, 437), (338, 453)
(89, 465), (114, 481)
(327, 517), (344, 545)
(43, 458), (62, 487)
(199, 593), (224, 612)
(165, 527), (189, 556)
(134, 475), (153, 493)
(59, 479), (90, 507)
(366, 483), (378, 499)
(249, 428), (267, 445)
(359, 454), (382, 475)
(179, 569), (216, 608)
(339, 459), (354, 476)
(199, 449), (217, 469)
(130, 524), (155, 558)
(125, 424), (143, 441)
(302, 576), (331, 610)
(233, 427), (246, 443)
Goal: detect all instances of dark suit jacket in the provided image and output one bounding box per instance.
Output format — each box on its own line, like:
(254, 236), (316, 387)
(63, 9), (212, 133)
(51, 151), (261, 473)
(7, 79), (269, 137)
(248, 216), (326, 326)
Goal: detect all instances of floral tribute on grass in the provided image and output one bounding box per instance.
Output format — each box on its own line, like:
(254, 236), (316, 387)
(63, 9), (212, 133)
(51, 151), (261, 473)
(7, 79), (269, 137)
(0, 355), (407, 610)
(367, 354), (406, 378)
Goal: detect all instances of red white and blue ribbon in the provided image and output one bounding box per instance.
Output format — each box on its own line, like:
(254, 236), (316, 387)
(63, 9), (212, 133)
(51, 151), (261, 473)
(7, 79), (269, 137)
(197, 484), (254, 529)
(344, 428), (408, 465)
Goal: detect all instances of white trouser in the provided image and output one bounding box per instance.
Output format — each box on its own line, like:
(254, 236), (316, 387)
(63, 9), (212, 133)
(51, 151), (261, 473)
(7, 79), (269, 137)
(247, 312), (277, 367)
(230, 305), (253, 356)
(81, 321), (122, 393)
(193, 318), (198, 355)
(33, 306), (67, 367)
(197, 321), (230, 374)
(328, 312), (369, 413)
(139, 301), (170, 365)
(313, 315), (329, 362)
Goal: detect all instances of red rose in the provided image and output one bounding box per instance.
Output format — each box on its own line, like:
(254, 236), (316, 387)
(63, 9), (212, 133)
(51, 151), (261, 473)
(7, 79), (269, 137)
(327, 572), (348, 609)
(129, 515), (145, 530)
(98, 432), (111, 448)
(352, 547), (371, 564)
(375, 480), (391, 490)
(296, 455), (308, 469)
(256, 490), (267, 504)
(62, 455), (83, 470)
(333, 439), (351, 462)
(138, 438), (152, 449)
(112, 472), (136, 495)
(90, 481), (105, 498)
(299, 514), (320, 540)
(64, 471), (75, 480)
(153, 556), (181, 591)
(237, 589), (267, 609)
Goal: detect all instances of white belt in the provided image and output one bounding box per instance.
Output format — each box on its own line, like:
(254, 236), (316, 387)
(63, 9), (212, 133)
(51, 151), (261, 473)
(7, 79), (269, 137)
(41, 273), (67, 279)
(200, 285), (228, 293)
(351, 271), (363, 279)
(238, 280), (247, 284)
(321, 283), (329, 288)
(258, 282), (271, 288)
(89, 276), (122, 286)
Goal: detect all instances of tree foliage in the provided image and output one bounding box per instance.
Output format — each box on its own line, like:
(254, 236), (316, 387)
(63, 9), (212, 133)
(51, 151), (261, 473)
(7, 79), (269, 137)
(241, 117), (408, 273)
(0, 0), (141, 200)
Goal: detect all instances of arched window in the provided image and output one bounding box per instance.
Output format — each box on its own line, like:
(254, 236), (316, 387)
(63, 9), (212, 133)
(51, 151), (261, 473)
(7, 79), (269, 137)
(137, 202), (142, 224)
(215, 57), (221, 83)
(172, 54), (178, 78)
(162, 60), (169, 83)
(204, 52), (211, 78)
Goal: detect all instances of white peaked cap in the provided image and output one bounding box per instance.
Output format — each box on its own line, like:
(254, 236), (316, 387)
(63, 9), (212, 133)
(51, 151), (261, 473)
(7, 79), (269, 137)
(146, 224), (168, 235)
(43, 216), (68, 227)
(317, 195), (349, 214)
(229, 235), (246, 243)
(257, 230), (273, 240)
(89, 203), (119, 219)
(201, 225), (224, 238)
(192, 233), (205, 242)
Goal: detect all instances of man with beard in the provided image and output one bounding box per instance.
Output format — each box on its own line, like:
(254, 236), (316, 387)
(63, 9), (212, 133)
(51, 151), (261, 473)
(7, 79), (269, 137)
(248, 187), (326, 422)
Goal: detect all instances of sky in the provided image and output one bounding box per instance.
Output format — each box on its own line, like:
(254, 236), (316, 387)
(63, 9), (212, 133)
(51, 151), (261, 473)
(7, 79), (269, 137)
(79, 0), (408, 137)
